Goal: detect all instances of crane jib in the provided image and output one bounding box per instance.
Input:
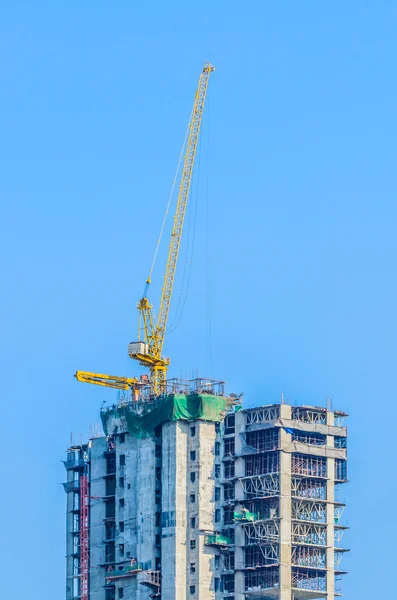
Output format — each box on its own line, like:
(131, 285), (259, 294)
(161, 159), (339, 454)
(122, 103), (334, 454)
(75, 62), (215, 398)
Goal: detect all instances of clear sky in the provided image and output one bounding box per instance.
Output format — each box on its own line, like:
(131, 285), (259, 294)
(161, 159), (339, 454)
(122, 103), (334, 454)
(1, 1), (396, 597)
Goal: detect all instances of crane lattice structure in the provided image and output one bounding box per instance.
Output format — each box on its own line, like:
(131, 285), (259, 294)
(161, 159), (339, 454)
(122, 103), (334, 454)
(75, 62), (214, 397)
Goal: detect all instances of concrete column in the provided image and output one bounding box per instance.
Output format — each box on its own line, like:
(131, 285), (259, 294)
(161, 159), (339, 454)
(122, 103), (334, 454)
(234, 419), (244, 502)
(232, 410), (245, 599)
(120, 434), (139, 600)
(234, 409), (245, 455)
(89, 437), (107, 600)
(197, 422), (216, 599)
(234, 523), (245, 600)
(161, 421), (188, 600)
(326, 411), (335, 599)
(136, 436), (157, 599)
(279, 404), (292, 600)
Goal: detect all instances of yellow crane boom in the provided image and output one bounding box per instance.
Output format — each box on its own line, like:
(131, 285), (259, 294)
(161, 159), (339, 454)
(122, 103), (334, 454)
(130, 61), (214, 393)
(75, 371), (140, 391)
(75, 62), (214, 397)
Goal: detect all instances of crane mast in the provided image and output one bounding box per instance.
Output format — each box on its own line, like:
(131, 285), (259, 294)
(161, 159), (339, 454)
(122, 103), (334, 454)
(75, 62), (214, 397)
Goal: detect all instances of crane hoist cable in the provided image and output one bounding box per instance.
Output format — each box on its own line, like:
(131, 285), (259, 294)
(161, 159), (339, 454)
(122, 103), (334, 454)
(75, 61), (215, 397)
(147, 121), (190, 288)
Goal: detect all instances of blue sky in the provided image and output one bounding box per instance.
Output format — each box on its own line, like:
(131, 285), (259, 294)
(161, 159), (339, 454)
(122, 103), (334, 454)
(1, 1), (396, 597)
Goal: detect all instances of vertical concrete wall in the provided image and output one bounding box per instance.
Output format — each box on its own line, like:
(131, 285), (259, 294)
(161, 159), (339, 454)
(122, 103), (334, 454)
(161, 421), (188, 600)
(89, 437), (107, 600)
(136, 436), (157, 599)
(326, 411), (335, 599)
(116, 433), (139, 600)
(196, 421), (216, 599)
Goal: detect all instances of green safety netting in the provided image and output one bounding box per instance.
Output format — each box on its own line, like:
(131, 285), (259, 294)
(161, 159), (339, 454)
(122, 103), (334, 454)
(205, 534), (233, 546)
(101, 393), (233, 438)
(234, 510), (256, 522)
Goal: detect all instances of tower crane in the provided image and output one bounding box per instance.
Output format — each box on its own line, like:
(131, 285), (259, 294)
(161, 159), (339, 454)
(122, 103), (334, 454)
(75, 62), (214, 397)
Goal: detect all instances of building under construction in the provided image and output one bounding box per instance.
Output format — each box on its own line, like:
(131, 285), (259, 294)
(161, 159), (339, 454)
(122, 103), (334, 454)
(65, 62), (349, 600)
(63, 379), (348, 600)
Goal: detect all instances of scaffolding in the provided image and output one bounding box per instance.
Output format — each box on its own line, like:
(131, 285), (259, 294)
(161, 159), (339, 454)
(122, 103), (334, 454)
(292, 499), (327, 523)
(240, 474), (280, 499)
(291, 522), (327, 546)
(243, 520), (279, 544)
(292, 430), (326, 446)
(334, 525), (348, 546)
(242, 498), (279, 521)
(292, 546), (326, 568)
(223, 481), (235, 502)
(292, 568), (327, 592)
(245, 544), (279, 567)
(292, 477), (327, 500)
(245, 567), (279, 592)
(292, 407), (327, 425)
(334, 549), (349, 567)
(140, 570), (161, 597)
(334, 503), (346, 523)
(222, 550), (235, 571)
(292, 454), (327, 478)
(335, 459), (348, 481)
(244, 428), (279, 453)
(105, 564), (143, 581)
(245, 406), (280, 428)
(245, 452), (279, 476)
(205, 534), (233, 546)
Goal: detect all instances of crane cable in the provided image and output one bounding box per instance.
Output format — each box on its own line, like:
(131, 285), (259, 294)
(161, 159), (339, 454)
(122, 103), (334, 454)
(167, 132), (202, 334)
(147, 116), (192, 286)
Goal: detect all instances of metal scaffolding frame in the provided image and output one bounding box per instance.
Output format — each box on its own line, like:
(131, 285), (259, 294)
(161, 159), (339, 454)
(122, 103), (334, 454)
(292, 430), (326, 446)
(222, 550), (235, 571)
(292, 522), (327, 546)
(292, 499), (327, 523)
(334, 526), (348, 545)
(245, 567), (279, 592)
(334, 549), (349, 567)
(245, 452), (279, 476)
(239, 474), (280, 499)
(245, 544), (279, 567)
(335, 459), (348, 481)
(244, 428), (280, 453)
(334, 503), (346, 523)
(292, 407), (327, 425)
(243, 520), (279, 544)
(223, 481), (235, 502)
(243, 498), (279, 521)
(292, 545), (326, 569)
(292, 477), (327, 500)
(292, 568), (327, 592)
(245, 406), (280, 428)
(292, 454), (327, 478)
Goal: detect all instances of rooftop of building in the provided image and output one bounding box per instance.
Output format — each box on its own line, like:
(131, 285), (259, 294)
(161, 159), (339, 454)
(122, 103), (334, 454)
(243, 403), (348, 418)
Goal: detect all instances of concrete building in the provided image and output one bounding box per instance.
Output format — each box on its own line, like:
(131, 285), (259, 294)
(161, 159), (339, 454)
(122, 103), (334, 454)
(64, 378), (348, 600)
